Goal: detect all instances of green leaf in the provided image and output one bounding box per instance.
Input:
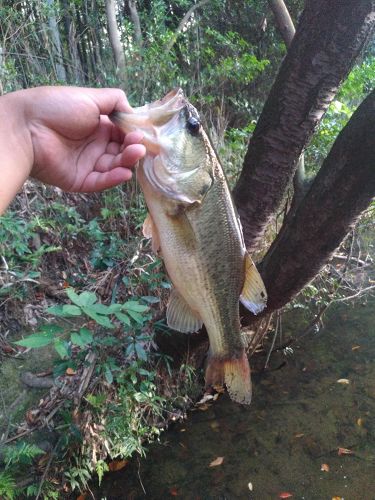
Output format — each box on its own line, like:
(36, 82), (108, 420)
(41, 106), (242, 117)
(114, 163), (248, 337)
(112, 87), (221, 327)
(79, 327), (93, 344)
(104, 364), (113, 384)
(47, 305), (66, 316)
(142, 296), (160, 304)
(65, 287), (83, 306)
(114, 311), (131, 326)
(71, 332), (86, 347)
(124, 301), (149, 313)
(135, 343), (148, 361)
(127, 310), (144, 324)
(38, 324), (64, 335)
(82, 307), (114, 329)
(14, 332), (54, 348)
(108, 303), (123, 313)
(88, 303), (111, 315)
(77, 291), (97, 306)
(54, 339), (70, 359)
(96, 460), (109, 486)
(62, 304), (82, 316)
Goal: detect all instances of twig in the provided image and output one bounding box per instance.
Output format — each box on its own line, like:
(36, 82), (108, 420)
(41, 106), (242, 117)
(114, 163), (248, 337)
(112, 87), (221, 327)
(264, 312), (281, 369)
(137, 456), (146, 495)
(35, 441), (59, 500)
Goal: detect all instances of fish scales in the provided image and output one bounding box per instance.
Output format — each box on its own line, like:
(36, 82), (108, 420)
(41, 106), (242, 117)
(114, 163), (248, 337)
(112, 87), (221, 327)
(110, 89), (267, 404)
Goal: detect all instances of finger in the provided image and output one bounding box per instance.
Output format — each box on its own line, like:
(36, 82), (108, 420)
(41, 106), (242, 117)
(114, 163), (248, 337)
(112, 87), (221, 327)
(123, 131), (144, 147)
(112, 144), (146, 169)
(87, 88), (133, 115)
(79, 168), (133, 192)
(95, 144), (146, 173)
(106, 141), (121, 155)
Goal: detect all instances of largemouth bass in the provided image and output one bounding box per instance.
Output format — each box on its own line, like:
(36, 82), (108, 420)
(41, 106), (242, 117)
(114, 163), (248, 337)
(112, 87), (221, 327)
(110, 89), (267, 404)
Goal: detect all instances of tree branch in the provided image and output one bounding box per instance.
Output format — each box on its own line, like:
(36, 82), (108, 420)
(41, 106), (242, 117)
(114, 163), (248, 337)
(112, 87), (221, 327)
(268, 0), (295, 48)
(164, 0), (209, 55)
(261, 88), (375, 312)
(233, 0), (375, 253)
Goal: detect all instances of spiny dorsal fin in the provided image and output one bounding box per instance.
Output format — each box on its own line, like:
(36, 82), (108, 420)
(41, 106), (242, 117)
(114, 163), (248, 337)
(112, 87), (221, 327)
(240, 253), (267, 315)
(166, 288), (203, 334)
(142, 213), (160, 254)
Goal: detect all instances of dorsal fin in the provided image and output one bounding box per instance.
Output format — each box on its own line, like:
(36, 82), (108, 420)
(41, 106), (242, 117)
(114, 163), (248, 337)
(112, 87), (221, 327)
(240, 253), (267, 315)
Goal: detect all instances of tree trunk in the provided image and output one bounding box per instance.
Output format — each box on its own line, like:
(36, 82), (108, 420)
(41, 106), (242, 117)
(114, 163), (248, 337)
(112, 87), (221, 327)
(128, 0), (143, 48)
(260, 88), (375, 313)
(46, 0), (67, 82)
(105, 0), (127, 86)
(60, 0), (84, 83)
(268, 0), (295, 47)
(233, 0), (375, 253)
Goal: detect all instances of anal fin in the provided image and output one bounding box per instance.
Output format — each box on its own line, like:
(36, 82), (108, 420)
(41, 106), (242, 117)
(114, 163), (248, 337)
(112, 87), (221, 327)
(166, 288), (203, 334)
(142, 213), (160, 254)
(240, 253), (267, 315)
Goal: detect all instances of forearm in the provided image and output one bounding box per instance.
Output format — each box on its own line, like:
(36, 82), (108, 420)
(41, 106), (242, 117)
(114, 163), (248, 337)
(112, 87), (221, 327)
(0, 90), (34, 214)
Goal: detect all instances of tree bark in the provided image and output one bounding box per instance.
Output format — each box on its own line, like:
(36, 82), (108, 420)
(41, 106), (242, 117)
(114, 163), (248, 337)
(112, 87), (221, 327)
(260, 89), (375, 312)
(60, 0), (84, 83)
(128, 0), (143, 48)
(233, 0), (375, 253)
(268, 0), (295, 48)
(105, 0), (127, 86)
(45, 0), (67, 82)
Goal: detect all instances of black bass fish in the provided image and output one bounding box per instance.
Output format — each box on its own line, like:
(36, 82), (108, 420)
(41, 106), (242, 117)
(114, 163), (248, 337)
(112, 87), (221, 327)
(110, 89), (267, 404)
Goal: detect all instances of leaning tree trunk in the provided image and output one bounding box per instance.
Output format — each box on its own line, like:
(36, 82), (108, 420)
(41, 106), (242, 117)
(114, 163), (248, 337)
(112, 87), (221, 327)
(233, 0), (375, 254)
(105, 0), (127, 87)
(259, 89), (375, 313)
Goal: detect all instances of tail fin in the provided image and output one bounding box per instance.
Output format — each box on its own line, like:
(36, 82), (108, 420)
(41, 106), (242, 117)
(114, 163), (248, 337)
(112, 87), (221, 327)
(205, 350), (252, 405)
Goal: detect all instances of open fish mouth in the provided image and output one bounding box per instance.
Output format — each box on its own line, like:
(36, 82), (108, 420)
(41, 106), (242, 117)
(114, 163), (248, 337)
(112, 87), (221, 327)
(109, 88), (188, 155)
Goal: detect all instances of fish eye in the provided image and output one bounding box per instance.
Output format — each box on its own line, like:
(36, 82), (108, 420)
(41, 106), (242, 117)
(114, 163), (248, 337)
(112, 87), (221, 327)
(186, 116), (200, 135)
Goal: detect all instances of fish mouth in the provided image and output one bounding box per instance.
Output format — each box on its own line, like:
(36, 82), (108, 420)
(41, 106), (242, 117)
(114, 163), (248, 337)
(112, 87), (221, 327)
(109, 88), (187, 154)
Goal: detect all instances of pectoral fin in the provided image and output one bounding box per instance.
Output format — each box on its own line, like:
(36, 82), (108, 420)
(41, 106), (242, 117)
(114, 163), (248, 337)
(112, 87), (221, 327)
(240, 253), (267, 315)
(167, 288), (203, 333)
(142, 213), (160, 254)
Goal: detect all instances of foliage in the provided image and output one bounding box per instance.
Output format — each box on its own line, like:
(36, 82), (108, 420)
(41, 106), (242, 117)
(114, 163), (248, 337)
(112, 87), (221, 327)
(1, 0), (374, 495)
(305, 56), (375, 173)
(11, 287), (169, 494)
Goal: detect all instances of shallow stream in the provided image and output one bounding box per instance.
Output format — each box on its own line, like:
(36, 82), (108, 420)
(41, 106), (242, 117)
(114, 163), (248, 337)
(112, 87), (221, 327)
(98, 293), (375, 499)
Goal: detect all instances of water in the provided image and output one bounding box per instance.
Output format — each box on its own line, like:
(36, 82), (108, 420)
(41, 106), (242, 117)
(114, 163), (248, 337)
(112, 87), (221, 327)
(98, 293), (375, 500)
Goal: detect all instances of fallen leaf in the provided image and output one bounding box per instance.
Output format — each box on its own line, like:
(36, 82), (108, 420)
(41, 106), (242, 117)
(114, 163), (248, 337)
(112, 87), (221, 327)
(209, 456), (224, 467)
(357, 418), (364, 427)
(351, 345), (361, 351)
(213, 384), (225, 393)
(108, 459), (128, 471)
(77, 494), (88, 500)
(169, 487), (178, 496)
(210, 421), (220, 431)
(278, 493), (293, 499)
(197, 393), (214, 405)
(66, 367), (76, 376)
(336, 379), (350, 385)
(338, 447), (354, 456)
(332, 497), (344, 500)
(321, 463), (330, 472)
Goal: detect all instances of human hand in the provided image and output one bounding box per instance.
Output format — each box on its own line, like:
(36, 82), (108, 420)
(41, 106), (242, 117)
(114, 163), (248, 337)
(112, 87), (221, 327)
(24, 86), (146, 192)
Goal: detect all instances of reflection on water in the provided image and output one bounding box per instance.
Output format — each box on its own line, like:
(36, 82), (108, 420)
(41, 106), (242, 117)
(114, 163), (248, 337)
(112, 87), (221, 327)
(99, 296), (375, 499)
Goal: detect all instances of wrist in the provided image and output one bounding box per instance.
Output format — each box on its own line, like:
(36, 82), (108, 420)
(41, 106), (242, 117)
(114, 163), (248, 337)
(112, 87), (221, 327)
(0, 89), (34, 214)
